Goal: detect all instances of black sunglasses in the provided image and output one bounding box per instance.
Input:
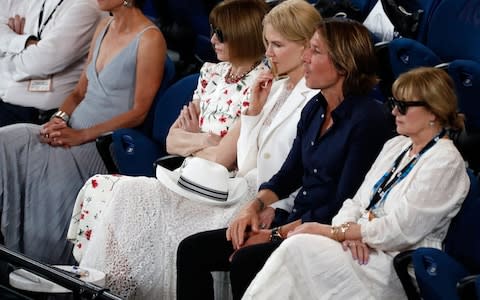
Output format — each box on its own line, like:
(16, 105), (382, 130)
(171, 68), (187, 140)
(210, 24), (225, 43)
(388, 97), (428, 115)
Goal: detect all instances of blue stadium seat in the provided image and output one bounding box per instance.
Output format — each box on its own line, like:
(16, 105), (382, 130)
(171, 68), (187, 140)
(388, 0), (480, 79)
(111, 73), (200, 176)
(139, 55), (176, 136)
(447, 59), (480, 131)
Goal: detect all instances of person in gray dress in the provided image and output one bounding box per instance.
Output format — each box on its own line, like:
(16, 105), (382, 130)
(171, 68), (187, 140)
(0, 0), (166, 266)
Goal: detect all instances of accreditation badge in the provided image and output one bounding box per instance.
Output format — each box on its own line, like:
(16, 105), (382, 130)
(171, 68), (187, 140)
(28, 77), (52, 92)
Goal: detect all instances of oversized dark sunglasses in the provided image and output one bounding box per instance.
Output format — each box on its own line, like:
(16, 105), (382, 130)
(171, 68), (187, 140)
(388, 97), (428, 115)
(210, 24), (225, 43)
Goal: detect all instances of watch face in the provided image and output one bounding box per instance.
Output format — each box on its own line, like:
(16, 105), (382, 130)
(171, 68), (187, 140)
(271, 234), (283, 243)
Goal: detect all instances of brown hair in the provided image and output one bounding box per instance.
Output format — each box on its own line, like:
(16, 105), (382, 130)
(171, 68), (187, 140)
(316, 18), (378, 96)
(392, 67), (464, 130)
(209, 0), (269, 62)
(262, 0), (322, 47)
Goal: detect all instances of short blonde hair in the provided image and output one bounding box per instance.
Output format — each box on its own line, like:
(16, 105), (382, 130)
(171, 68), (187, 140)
(392, 67), (464, 130)
(209, 0), (269, 62)
(263, 0), (322, 46)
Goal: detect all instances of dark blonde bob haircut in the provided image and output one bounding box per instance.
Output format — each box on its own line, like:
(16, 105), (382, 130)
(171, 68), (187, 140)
(209, 0), (269, 62)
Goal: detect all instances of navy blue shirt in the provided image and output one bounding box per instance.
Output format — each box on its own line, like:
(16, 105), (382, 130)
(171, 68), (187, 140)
(260, 92), (394, 224)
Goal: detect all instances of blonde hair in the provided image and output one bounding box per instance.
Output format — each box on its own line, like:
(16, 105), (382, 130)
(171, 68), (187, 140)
(262, 0), (322, 46)
(209, 0), (269, 61)
(392, 67), (464, 130)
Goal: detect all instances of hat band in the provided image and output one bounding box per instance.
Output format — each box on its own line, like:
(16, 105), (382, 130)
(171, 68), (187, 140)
(177, 175), (228, 201)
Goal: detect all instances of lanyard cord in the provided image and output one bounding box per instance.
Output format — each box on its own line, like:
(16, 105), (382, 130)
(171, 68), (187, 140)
(37, 0), (65, 39)
(366, 128), (446, 211)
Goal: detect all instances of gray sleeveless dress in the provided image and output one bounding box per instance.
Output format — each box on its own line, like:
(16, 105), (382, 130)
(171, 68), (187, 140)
(0, 20), (156, 264)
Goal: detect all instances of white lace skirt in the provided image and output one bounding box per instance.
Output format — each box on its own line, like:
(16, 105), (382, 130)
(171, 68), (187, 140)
(68, 173), (256, 299)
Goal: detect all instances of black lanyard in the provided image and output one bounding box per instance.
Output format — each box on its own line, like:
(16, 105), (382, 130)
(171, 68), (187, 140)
(37, 0), (65, 39)
(366, 128), (446, 211)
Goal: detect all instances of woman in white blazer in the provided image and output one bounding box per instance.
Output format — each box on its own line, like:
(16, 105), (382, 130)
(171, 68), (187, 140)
(68, 1), (322, 299)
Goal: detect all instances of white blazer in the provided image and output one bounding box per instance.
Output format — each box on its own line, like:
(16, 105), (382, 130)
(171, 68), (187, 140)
(237, 77), (319, 211)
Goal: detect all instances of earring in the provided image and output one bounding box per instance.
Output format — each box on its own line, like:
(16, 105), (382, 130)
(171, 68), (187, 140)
(123, 0), (131, 7)
(429, 120), (435, 126)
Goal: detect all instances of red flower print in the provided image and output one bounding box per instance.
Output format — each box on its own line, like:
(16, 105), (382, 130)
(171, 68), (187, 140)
(201, 79), (208, 88)
(219, 115), (227, 123)
(77, 243), (82, 248)
(242, 101), (250, 107)
(200, 117), (204, 126)
(84, 229), (92, 240)
(80, 213), (85, 220)
(236, 110), (241, 117)
(220, 130), (228, 137)
(226, 99), (232, 105)
(91, 179), (98, 188)
(224, 89), (228, 95)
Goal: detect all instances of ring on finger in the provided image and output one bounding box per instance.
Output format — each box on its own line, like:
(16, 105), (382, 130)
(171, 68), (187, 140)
(45, 133), (49, 139)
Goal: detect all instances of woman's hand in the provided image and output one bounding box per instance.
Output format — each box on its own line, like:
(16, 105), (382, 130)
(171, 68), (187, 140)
(258, 206), (275, 229)
(48, 127), (89, 147)
(342, 239), (370, 265)
(226, 201), (261, 250)
(39, 118), (68, 144)
(179, 102), (200, 132)
(246, 70), (274, 116)
(286, 222), (331, 237)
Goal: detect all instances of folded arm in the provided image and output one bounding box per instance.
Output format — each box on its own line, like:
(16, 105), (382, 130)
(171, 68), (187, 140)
(5, 1), (102, 80)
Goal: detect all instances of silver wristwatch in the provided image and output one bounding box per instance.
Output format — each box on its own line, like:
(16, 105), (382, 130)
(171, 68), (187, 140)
(50, 110), (70, 123)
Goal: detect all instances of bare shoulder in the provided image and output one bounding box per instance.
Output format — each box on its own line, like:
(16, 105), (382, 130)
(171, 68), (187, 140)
(137, 26), (167, 58)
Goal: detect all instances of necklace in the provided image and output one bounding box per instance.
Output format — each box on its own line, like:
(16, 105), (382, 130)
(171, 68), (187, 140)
(225, 61), (259, 84)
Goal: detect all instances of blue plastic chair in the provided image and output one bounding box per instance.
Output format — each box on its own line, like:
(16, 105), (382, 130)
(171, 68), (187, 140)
(388, 0), (480, 79)
(139, 55), (176, 136)
(111, 73), (200, 176)
(447, 59), (480, 132)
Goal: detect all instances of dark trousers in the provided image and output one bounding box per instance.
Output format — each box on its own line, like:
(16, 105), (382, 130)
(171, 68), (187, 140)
(177, 228), (282, 300)
(0, 99), (39, 126)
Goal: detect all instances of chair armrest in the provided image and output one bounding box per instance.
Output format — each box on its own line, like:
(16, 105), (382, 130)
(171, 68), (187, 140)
(393, 250), (421, 300)
(154, 154), (185, 172)
(457, 274), (479, 300)
(95, 134), (119, 174)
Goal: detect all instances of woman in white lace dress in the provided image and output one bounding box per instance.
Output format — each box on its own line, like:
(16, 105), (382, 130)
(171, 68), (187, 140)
(67, 0), (321, 298)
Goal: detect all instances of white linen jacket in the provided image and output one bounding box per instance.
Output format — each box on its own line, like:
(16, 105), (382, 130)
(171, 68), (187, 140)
(237, 77), (319, 211)
(0, 0), (103, 110)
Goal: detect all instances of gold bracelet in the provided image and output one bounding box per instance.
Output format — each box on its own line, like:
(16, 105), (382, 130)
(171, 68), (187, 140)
(339, 222), (351, 242)
(330, 226), (340, 241)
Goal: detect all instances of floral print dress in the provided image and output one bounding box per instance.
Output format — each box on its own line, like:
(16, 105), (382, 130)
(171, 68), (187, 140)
(66, 61), (264, 298)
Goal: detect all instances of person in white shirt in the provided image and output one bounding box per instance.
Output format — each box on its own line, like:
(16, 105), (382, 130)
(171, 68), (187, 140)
(0, 0), (103, 126)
